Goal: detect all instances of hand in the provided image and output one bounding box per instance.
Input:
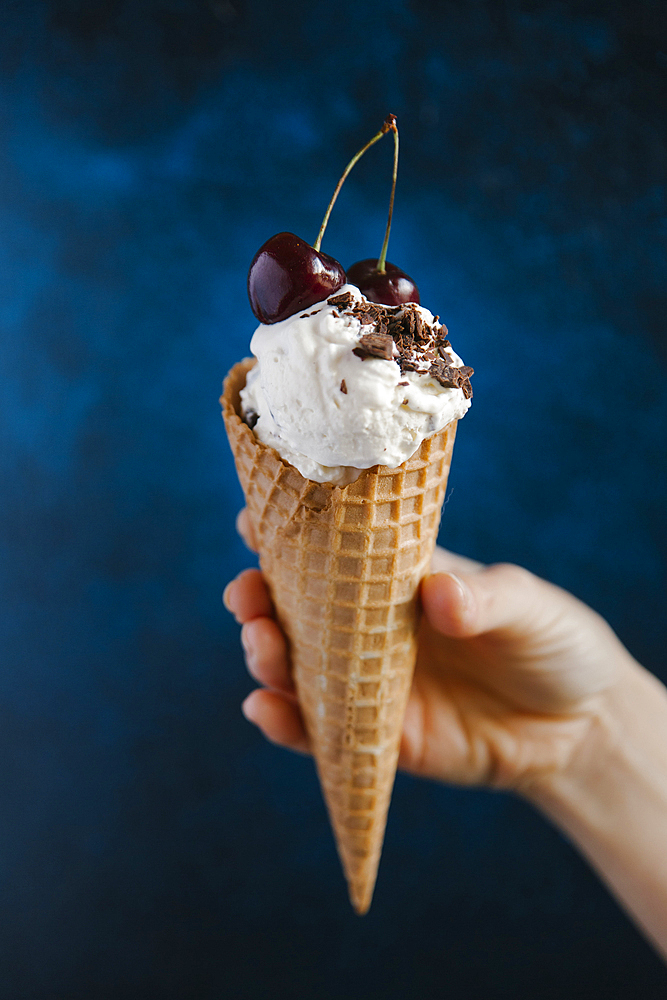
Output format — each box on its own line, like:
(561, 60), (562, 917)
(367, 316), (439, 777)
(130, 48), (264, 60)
(225, 509), (667, 959)
(224, 509), (637, 795)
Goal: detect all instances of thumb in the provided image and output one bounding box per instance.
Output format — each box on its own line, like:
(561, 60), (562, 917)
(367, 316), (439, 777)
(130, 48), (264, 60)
(421, 562), (578, 640)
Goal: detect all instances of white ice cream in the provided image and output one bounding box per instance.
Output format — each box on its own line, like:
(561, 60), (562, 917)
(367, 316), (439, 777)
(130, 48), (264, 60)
(240, 284), (471, 485)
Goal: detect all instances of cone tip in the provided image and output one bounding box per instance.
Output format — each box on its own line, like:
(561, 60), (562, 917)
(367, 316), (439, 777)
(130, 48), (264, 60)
(349, 882), (374, 916)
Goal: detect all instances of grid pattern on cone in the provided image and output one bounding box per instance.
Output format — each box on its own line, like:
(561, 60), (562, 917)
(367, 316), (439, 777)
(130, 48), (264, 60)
(222, 360), (457, 914)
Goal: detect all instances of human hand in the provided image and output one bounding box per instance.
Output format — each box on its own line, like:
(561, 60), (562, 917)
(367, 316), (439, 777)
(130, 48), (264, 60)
(224, 509), (637, 796)
(225, 509), (667, 959)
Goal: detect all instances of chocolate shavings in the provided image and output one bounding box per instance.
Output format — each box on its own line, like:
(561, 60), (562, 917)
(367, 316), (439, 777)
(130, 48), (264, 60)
(329, 293), (473, 399)
(430, 362), (475, 399)
(344, 299), (474, 399)
(328, 292), (354, 308)
(352, 332), (394, 361)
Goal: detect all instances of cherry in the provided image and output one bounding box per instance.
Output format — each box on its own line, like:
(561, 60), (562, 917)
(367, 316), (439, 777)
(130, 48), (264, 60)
(248, 233), (345, 324)
(346, 116), (420, 305)
(247, 116), (397, 325)
(346, 258), (420, 305)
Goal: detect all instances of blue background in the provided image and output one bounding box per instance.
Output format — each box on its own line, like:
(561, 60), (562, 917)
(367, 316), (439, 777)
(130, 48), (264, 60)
(1, 1), (666, 997)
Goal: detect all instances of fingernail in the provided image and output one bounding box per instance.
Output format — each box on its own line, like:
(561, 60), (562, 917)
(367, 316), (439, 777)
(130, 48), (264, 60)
(240, 626), (256, 667)
(444, 572), (477, 631)
(222, 582), (234, 613)
(445, 572), (472, 614)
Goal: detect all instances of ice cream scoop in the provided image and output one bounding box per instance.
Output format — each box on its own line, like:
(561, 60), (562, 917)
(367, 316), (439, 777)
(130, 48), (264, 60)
(240, 284), (472, 485)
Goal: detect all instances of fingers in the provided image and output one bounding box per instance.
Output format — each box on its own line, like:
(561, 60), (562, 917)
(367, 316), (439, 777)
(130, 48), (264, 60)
(225, 562), (306, 752)
(224, 568), (294, 692)
(242, 689), (311, 755)
(241, 617), (294, 694)
(236, 608), (304, 751)
(223, 568), (273, 623)
(236, 508), (257, 552)
(421, 562), (577, 639)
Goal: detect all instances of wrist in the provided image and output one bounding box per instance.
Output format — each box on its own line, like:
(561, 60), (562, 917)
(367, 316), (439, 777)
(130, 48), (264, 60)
(525, 660), (667, 959)
(528, 660), (667, 814)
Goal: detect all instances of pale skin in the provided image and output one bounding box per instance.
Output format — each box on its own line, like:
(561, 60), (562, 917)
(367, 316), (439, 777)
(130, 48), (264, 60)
(225, 508), (667, 959)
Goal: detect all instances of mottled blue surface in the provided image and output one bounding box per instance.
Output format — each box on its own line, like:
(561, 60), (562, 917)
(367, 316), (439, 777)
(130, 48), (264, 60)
(1, 2), (666, 997)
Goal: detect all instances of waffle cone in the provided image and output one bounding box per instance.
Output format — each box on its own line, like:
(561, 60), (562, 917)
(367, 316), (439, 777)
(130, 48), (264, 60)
(222, 359), (457, 914)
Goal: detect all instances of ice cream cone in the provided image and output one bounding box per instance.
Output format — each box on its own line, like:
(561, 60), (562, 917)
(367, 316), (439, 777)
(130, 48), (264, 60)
(222, 358), (457, 914)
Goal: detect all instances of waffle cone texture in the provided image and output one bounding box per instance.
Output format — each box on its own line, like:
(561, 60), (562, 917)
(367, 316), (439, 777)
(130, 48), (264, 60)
(222, 359), (457, 914)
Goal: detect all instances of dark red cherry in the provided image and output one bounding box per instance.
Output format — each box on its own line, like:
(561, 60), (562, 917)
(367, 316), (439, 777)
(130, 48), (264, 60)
(346, 259), (420, 306)
(248, 232), (346, 324)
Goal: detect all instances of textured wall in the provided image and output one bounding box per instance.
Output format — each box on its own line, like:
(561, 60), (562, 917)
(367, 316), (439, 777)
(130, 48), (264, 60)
(1, 1), (666, 997)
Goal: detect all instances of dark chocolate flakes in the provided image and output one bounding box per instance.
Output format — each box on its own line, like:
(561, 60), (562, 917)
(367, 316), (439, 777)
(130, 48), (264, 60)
(431, 362), (474, 398)
(352, 332), (395, 361)
(329, 294), (473, 399)
(340, 379), (347, 394)
(328, 292), (354, 308)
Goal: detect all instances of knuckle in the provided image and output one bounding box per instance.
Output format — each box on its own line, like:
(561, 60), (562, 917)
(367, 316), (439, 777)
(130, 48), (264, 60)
(487, 562), (535, 590)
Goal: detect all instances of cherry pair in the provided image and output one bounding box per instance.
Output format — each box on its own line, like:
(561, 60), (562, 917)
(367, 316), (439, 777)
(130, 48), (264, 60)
(248, 233), (418, 324)
(247, 116), (420, 325)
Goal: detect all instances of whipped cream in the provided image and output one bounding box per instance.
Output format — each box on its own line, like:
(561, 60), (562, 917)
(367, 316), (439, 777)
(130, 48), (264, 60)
(240, 284), (472, 485)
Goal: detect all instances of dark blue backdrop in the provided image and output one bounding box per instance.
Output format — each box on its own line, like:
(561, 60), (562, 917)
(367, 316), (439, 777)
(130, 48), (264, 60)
(1, 2), (666, 997)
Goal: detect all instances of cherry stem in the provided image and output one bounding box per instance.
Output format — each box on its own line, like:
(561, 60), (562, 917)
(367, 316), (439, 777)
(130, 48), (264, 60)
(376, 120), (399, 274)
(313, 114), (396, 253)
